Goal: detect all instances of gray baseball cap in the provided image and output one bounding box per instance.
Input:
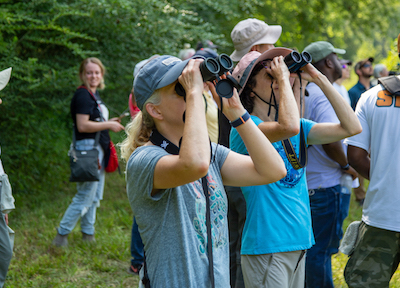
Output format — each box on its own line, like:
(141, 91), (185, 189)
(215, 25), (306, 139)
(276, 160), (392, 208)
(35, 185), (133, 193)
(304, 41), (345, 63)
(133, 55), (200, 111)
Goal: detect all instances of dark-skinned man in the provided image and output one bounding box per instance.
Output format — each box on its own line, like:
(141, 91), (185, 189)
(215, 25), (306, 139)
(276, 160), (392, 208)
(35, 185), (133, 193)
(303, 41), (359, 288)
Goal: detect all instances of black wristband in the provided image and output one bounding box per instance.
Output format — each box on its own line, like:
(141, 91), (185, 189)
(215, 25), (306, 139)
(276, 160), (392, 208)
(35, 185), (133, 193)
(341, 163), (350, 170)
(230, 111), (250, 128)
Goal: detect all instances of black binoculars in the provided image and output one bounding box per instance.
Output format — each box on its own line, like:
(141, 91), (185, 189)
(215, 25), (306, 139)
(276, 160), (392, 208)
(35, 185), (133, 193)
(175, 54), (240, 99)
(284, 51), (312, 73)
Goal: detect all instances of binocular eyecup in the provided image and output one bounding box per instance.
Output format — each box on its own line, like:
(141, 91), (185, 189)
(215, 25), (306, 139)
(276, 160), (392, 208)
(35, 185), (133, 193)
(176, 53), (240, 99)
(200, 54), (234, 82)
(284, 51), (312, 73)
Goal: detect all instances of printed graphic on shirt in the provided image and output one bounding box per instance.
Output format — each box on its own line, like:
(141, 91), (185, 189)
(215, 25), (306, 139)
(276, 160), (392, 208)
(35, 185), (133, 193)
(376, 90), (400, 107)
(192, 175), (227, 258)
(276, 144), (304, 188)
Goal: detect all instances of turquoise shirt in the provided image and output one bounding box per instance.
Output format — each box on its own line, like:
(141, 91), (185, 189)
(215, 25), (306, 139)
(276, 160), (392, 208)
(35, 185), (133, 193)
(230, 116), (316, 255)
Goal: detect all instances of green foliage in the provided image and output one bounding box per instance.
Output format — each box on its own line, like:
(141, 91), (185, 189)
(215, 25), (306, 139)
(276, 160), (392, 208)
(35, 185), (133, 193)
(382, 37), (400, 72)
(0, 0), (400, 193)
(258, 0), (400, 60)
(0, 0), (262, 193)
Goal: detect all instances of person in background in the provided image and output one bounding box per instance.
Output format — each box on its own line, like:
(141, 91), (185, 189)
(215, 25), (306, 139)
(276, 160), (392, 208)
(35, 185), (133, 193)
(126, 55), (160, 275)
(333, 59), (362, 208)
(230, 18), (282, 62)
(178, 43), (195, 61)
(120, 55), (286, 287)
(52, 57), (124, 247)
(371, 63), (389, 86)
(333, 59), (352, 105)
(0, 67), (14, 288)
(303, 41), (359, 288)
(344, 33), (400, 288)
(348, 57), (374, 110)
(348, 57), (374, 206)
(230, 46), (361, 288)
(227, 17), (282, 288)
(192, 47), (219, 143)
(195, 39), (218, 52)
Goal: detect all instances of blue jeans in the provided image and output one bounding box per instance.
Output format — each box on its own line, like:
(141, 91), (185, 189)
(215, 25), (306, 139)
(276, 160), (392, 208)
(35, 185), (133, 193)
(58, 139), (105, 236)
(130, 217), (144, 266)
(305, 184), (351, 288)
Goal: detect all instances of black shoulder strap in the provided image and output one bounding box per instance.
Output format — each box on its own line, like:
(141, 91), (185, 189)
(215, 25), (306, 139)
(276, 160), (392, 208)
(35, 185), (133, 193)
(78, 85), (107, 120)
(202, 175), (215, 288)
(281, 123), (307, 170)
(378, 76), (400, 96)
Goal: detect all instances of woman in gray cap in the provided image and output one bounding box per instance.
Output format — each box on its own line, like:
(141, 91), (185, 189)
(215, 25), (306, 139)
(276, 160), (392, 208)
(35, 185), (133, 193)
(120, 55), (286, 287)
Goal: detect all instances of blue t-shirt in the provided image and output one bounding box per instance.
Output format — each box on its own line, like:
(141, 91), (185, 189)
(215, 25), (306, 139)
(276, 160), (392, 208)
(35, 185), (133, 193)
(230, 116), (316, 255)
(126, 143), (230, 288)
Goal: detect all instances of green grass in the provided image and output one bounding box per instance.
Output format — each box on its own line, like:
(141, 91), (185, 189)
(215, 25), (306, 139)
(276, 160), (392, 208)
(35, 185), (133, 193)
(5, 175), (400, 287)
(6, 172), (139, 287)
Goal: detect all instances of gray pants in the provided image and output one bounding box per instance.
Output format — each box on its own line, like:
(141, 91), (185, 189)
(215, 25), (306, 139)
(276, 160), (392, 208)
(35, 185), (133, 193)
(0, 185), (12, 287)
(242, 250), (306, 288)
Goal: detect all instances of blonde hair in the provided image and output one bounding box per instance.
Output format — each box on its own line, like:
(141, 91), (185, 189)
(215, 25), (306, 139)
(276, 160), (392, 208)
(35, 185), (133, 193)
(120, 91), (162, 162)
(79, 57), (106, 90)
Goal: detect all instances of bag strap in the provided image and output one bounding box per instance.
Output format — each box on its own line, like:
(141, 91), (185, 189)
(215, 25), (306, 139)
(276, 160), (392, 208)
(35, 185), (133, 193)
(78, 85), (107, 120)
(72, 127), (100, 148)
(378, 76), (400, 96)
(281, 122), (307, 170)
(202, 175), (215, 288)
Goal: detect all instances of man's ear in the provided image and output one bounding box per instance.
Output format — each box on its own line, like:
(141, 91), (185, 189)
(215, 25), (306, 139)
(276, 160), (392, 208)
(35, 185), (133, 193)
(325, 57), (334, 69)
(146, 103), (163, 120)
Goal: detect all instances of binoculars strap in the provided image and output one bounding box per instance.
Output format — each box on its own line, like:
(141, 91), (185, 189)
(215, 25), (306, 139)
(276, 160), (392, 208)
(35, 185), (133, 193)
(281, 123), (307, 170)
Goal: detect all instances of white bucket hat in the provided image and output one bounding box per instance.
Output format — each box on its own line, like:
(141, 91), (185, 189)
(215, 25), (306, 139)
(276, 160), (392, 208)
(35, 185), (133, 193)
(0, 67), (12, 91)
(230, 18), (282, 62)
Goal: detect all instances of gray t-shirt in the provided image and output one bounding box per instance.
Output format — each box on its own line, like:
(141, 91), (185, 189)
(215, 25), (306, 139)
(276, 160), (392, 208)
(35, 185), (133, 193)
(126, 143), (230, 288)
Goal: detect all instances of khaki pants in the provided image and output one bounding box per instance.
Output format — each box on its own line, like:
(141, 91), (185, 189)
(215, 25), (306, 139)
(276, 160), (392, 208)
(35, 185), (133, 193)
(242, 250), (306, 288)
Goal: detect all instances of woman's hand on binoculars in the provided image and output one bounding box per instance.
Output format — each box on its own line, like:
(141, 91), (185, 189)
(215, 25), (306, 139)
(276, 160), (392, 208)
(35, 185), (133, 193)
(178, 59), (204, 99)
(267, 56), (290, 81)
(207, 74), (246, 122)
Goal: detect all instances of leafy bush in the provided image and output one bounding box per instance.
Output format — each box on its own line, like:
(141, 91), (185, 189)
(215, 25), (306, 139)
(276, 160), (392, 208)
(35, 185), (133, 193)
(0, 0), (399, 193)
(0, 0), (260, 193)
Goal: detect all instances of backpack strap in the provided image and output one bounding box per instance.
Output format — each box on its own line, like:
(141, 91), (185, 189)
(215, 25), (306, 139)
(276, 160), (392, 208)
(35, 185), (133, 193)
(378, 76), (400, 96)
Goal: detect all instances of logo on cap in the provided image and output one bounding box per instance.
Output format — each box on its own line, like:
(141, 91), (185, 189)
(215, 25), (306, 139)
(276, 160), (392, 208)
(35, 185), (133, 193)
(162, 57), (181, 66)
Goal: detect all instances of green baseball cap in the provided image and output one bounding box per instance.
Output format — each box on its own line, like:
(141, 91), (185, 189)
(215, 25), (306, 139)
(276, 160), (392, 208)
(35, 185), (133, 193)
(304, 41), (345, 63)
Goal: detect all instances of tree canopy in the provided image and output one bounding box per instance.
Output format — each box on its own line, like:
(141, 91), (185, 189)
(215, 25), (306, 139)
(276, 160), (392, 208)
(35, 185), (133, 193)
(0, 0), (399, 193)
